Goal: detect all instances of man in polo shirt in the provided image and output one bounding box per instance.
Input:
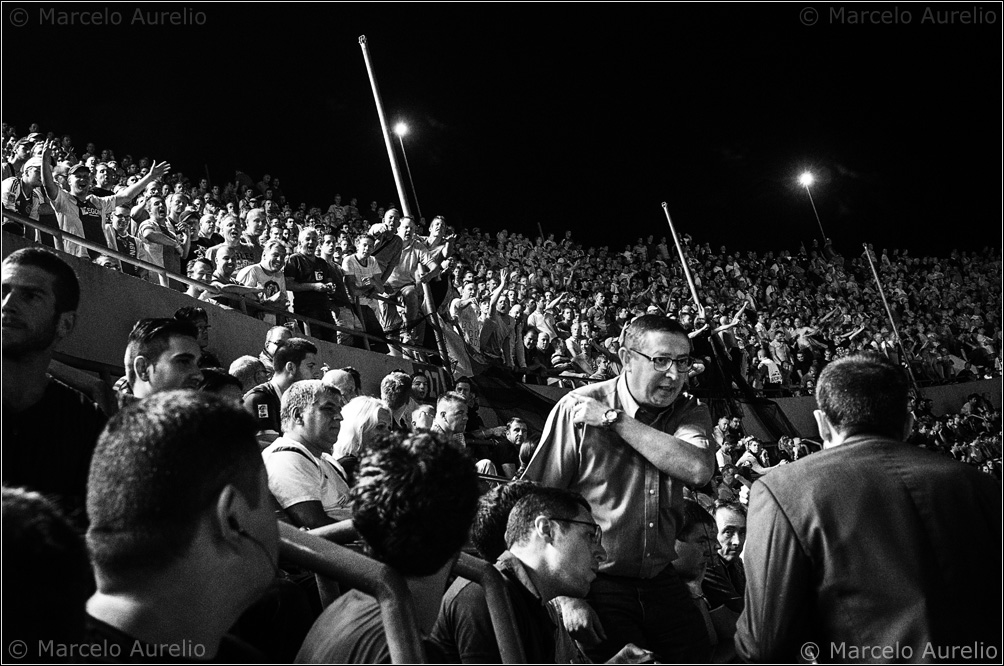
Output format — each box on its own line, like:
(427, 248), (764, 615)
(521, 315), (715, 662)
(244, 338), (318, 446)
(40, 139), (168, 260)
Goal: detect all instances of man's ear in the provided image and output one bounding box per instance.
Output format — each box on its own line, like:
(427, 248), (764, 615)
(617, 345), (630, 368)
(214, 484), (243, 547)
(535, 515), (554, 542)
(55, 311), (77, 342)
(902, 412), (915, 442)
(814, 409), (836, 448)
(133, 356), (150, 383)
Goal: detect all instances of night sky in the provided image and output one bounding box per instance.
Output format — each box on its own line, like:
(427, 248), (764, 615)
(4, 2), (1001, 256)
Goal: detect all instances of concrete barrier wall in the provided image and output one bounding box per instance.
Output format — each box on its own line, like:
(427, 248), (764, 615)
(3, 233), (421, 397)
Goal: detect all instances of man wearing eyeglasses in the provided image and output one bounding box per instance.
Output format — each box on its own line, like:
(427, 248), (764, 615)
(522, 314), (715, 663)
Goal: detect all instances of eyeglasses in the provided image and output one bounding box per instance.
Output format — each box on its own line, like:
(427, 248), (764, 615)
(628, 348), (694, 372)
(551, 517), (602, 545)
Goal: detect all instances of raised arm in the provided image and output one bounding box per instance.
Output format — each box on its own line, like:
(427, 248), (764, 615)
(114, 160), (171, 204)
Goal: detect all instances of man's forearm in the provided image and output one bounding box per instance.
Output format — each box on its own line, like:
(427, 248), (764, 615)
(611, 416), (714, 486)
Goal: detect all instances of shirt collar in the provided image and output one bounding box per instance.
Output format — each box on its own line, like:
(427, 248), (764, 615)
(496, 551), (545, 603)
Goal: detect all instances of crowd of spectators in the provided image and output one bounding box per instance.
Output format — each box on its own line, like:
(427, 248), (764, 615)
(3, 122), (1001, 393)
(3, 134), (1001, 660)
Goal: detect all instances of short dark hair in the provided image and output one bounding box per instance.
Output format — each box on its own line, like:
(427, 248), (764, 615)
(197, 367), (242, 394)
(3, 487), (90, 649)
(622, 314), (689, 349)
(816, 352), (909, 439)
(87, 391), (263, 576)
(455, 376), (474, 390)
(173, 306), (208, 325)
(124, 318), (198, 387)
(3, 247), (80, 313)
(504, 487), (591, 549)
(272, 338), (317, 373)
(677, 498), (716, 541)
(380, 371), (412, 408)
(351, 431), (479, 576)
(340, 366), (362, 391)
(471, 480), (539, 562)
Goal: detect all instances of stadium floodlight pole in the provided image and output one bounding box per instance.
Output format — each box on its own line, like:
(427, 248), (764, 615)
(798, 172), (827, 243)
(393, 123), (422, 222)
(360, 36), (451, 370)
(661, 203), (701, 308)
(359, 36), (412, 219)
(862, 242), (922, 395)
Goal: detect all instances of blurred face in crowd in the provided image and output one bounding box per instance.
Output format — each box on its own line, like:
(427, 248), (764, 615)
(111, 206), (132, 234)
(619, 329), (691, 410)
(355, 236), (373, 260)
(189, 261), (213, 285)
(299, 229), (318, 256)
(454, 380), (473, 403)
(439, 399), (468, 435)
(246, 211), (266, 238)
(298, 392), (344, 449)
(411, 375), (429, 399)
(261, 244), (285, 273)
(147, 196), (167, 222)
(398, 217), (416, 243)
(674, 520), (717, 583)
(506, 420), (528, 446)
(320, 234), (337, 258)
(220, 217), (241, 244)
(523, 328), (537, 349)
(537, 331), (551, 352)
(715, 507), (747, 562)
(215, 246), (237, 278)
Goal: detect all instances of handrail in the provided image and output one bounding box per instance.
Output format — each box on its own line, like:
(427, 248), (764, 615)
(453, 553), (528, 664)
(279, 523), (424, 664)
(1, 209), (441, 358)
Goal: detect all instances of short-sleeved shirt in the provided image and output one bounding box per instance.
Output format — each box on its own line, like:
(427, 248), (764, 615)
(342, 254), (382, 308)
(243, 382), (282, 434)
(261, 437), (351, 518)
(386, 239), (433, 290)
(237, 263), (287, 305)
(111, 229), (141, 277)
(2, 377), (107, 528)
(50, 188), (119, 259)
(295, 590), (391, 664)
(521, 375), (712, 578)
(2, 176), (42, 220)
(285, 252), (339, 313)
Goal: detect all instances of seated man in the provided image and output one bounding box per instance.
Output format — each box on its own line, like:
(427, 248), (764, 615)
(674, 499), (738, 663)
(261, 381), (350, 528)
(244, 338), (318, 445)
(429, 486), (654, 664)
(85, 392), (278, 661)
(295, 431), (480, 663)
(702, 501), (747, 613)
(120, 318), (205, 403)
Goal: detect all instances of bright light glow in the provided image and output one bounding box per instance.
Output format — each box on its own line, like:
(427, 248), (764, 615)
(799, 172), (814, 187)
(393, 123), (409, 137)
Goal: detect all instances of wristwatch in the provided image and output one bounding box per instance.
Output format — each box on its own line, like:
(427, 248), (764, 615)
(601, 408), (622, 428)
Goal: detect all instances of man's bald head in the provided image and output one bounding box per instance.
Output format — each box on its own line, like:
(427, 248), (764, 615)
(322, 369), (358, 401)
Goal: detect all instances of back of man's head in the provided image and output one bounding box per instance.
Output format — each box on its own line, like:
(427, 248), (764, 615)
(229, 355), (267, 392)
(2, 247), (80, 314)
(471, 480), (539, 562)
(124, 318), (198, 387)
(504, 487), (591, 550)
(87, 391), (263, 577)
(816, 352), (910, 439)
(322, 369), (357, 399)
(380, 371), (412, 410)
(272, 338), (317, 376)
(352, 431), (479, 576)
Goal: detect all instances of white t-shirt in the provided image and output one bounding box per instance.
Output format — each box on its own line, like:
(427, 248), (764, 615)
(262, 437), (351, 519)
(342, 254), (382, 308)
(49, 188), (120, 258)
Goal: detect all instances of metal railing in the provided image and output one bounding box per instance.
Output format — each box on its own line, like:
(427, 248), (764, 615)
(278, 523), (423, 663)
(279, 523), (527, 663)
(1, 210), (441, 359)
